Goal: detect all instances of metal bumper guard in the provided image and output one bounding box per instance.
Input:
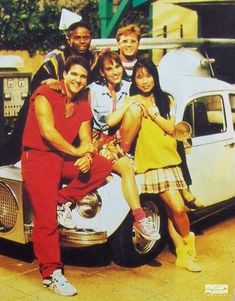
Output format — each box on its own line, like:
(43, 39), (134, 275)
(25, 223), (107, 248)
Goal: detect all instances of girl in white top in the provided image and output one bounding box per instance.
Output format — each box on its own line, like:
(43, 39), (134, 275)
(88, 51), (159, 241)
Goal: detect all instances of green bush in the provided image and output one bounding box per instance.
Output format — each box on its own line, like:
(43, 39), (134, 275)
(0, 0), (100, 56)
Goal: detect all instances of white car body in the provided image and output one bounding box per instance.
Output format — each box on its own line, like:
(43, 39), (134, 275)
(161, 75), (235, 206)
(0, 47), (235, 266)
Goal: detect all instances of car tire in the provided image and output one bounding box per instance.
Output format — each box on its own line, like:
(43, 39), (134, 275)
(109, 195), (168, 267)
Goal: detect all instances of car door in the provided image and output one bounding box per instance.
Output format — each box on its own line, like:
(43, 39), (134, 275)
(182, 92), (235, 206)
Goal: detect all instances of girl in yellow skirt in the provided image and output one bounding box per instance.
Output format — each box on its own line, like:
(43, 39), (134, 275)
(128, 57), (201, 272)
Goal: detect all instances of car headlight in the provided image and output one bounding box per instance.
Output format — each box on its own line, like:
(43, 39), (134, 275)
(76, 191), (101, 218)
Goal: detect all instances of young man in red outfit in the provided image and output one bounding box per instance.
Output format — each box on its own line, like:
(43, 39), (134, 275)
(0, 20), (96, 166)
(21, 55), (112, 296)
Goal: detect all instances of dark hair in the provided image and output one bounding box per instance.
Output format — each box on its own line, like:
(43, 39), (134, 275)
(64, 55), (90, 74)
(67, 21), (91, 36)
(92, 51), (123, 84)
(130, 58), (170, 118)
(97, 51), (123, 72)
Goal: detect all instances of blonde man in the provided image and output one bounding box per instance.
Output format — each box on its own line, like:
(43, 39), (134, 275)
(116, 24), (141, 80)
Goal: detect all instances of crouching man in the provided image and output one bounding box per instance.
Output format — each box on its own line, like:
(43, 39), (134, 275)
(21, 55), (112, 296)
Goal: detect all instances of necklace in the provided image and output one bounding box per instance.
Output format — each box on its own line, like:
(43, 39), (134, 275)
(65, 102), (74, 118)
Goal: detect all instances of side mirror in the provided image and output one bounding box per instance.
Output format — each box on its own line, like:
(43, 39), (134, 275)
(174, 121), (192, 141)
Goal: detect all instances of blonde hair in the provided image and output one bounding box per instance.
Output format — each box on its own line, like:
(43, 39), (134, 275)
(115, 24), (141, 42)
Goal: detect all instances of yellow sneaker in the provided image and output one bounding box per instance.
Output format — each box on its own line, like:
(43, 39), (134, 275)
(175, 256), (202, 272)
(175, 245), (201, 272)
(184, 232), (197, 261)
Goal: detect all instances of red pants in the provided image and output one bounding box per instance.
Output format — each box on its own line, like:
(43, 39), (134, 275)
(21, 150), (112, 278)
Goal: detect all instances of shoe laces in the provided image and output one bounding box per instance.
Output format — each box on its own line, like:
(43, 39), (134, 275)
(57, 203), (72, 222)
(138, 216), (155, 233)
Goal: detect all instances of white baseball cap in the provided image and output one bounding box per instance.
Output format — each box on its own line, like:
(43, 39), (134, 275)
(59, 8), (82, 31)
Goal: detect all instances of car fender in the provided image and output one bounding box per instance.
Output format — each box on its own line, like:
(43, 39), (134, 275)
(70, 173), (130, 237)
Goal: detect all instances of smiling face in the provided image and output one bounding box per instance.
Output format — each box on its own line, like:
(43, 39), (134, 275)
(100, 59), (124, 87)
(67, 26), (91, 54)
(118, 33), (139, 62)
(135, 67), (155, 94)
(64, 64), (88, 98)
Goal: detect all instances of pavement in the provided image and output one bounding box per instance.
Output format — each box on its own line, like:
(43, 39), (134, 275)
(0, 214), (235, 301)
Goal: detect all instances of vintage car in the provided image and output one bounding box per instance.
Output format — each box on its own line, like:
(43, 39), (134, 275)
(0, 48), (235, 267)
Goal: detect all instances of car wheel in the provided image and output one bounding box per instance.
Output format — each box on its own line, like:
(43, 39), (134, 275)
(109, 195), (168, 267)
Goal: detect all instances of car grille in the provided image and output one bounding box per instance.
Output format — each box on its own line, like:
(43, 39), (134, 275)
(0, 181), (18, 231)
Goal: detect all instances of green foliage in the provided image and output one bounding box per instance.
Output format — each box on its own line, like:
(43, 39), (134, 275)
(0, 0), (100, 56)
(0, 0), (63, 55)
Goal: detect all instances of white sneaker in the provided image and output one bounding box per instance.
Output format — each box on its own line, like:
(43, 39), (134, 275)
(57, 202), (75, 229)
(43, 269), (77, 296)
(134, 216), (161, 241)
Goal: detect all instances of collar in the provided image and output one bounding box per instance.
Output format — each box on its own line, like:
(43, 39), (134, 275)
(121, 59), (137, 70)
(101, 81), (127, 98)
